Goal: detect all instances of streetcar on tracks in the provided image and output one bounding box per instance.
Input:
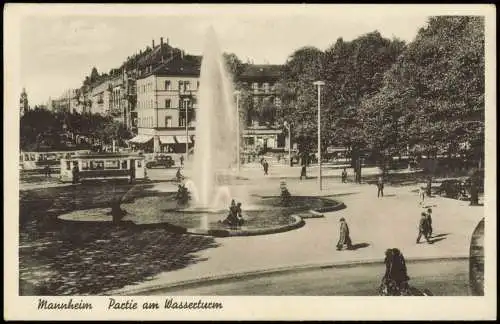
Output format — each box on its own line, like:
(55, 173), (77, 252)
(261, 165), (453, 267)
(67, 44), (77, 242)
(59, 152), (147, 183)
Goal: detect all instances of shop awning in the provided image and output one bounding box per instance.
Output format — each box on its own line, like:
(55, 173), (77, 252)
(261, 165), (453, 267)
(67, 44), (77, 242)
(159, 136), (176, 144)
(175, 135), (192, 143)
(129, 135), (153, 144)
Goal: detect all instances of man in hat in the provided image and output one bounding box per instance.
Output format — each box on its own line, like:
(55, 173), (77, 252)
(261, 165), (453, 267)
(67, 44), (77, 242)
(336, 217), (352, 251)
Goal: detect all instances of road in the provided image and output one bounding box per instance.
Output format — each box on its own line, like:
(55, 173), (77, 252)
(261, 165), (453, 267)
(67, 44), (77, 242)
(148, 259), (469, 296)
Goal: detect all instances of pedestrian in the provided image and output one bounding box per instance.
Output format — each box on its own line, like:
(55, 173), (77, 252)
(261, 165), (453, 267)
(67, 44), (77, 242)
(180, 155), (184, 166)
(336, 217), (352, 251)
(263, 160), (269, 175)
(176, 167), (183, 182)
(341, 168), (347, 183)
(426, 208), (433, 237)
(416, 212), (431, 244)
(71, 163), (79, 184)
(377, 176), (384, 198)
(426, 177), (432, 197)
(418, 186), (426, 205)
(300, 165), (307, 180)
(380, 248), (411, 295)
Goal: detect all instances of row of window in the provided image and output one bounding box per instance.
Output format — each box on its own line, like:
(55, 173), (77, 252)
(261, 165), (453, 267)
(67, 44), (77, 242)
(137, 98), (193, 110)
(66, 159), (142, 171)
(138, 80), (200, 93)
(137, 114), (194, 128)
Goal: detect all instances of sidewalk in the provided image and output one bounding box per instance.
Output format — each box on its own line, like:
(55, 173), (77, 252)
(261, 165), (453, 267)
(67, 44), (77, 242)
(111, 178), (484, 295)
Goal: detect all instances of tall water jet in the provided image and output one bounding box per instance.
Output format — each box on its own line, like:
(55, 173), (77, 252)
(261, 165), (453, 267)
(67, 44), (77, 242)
(192, 27), (239, 209)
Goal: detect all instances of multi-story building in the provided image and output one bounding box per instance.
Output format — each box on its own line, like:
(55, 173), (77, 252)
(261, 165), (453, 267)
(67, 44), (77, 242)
(131, 56), (200, 153)
(50, 88), (80, 113)
(237, 64), (286, 152)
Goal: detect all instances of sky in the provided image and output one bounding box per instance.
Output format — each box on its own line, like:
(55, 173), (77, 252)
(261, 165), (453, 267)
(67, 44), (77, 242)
(17, 5), (435, 106)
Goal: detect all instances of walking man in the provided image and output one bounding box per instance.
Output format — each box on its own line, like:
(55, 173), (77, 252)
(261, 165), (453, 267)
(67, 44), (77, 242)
(336, 217), (353, 251)
(341, 168), (347, 183)
(300, 165), (307, 180)
(377, 176), (384, 198)
(180, 155), (184, 166)
(71, 163), (79, 184)
(416, 212), (431, 244)
(263, 160), (269, 175)
(426, 208), (433, 237)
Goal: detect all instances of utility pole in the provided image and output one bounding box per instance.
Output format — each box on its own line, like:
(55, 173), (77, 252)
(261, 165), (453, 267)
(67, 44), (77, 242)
(313, 81), (325, 191)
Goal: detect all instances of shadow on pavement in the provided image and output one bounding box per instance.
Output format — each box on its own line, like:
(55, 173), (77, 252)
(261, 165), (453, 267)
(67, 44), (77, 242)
(350, 242), (370, 250)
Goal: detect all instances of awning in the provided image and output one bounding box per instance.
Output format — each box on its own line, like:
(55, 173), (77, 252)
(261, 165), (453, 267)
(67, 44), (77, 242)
(175, 135), (192, 143)
(159, 136), (176, 144)
(129, 135), (153, 144)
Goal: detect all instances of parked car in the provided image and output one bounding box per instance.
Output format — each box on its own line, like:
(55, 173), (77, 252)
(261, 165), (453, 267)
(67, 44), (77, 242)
(435, 180), (467, 199)
(145, 155), (175, 169)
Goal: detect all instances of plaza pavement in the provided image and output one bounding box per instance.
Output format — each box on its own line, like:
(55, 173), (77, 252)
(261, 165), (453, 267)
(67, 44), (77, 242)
(111, 166), (484, 295)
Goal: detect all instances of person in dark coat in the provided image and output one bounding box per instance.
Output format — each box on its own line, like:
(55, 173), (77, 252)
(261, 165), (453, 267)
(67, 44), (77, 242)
(300, 165), (307, 180)
(380, 248), (410, 295)
(336, 217), (352, 251)
(377, 176), (384, 198)
(426, 208), (433, 236)
(71, 163), (79, 184)
(341, 168), (347, 183)
(416, 212), (431, 244)
(180, 155), (184, 166)
(263, 160), (269, 175)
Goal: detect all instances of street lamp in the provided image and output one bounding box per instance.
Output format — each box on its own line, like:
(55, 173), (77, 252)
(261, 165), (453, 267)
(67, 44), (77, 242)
(185, 101), (189, 165)
(234, 90), (241, 173)
(283, 121), (291, 167)
(313, 81), (325, 190)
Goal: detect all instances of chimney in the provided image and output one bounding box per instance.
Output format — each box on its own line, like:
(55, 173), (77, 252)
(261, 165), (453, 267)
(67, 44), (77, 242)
(152, 39), (155, 48)
(160, 37), (163, 48)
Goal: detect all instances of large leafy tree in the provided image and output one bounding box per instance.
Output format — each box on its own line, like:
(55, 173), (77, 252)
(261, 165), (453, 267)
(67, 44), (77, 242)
(276, 46), (324, 154)
(360, 16), (484, 168)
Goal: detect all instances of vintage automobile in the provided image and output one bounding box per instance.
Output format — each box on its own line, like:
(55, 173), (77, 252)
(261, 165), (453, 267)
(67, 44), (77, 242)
(145, 155), (175, 169)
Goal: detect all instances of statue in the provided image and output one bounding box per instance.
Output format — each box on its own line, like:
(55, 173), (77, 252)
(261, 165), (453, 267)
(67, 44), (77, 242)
(175, 184), (191, 206)
(280, 181), (291, 206)
(221, 200), (244, 229)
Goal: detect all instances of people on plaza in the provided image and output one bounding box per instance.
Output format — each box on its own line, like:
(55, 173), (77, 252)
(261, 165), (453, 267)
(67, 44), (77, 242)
(180, 155), (184, 166)
(263, 160), (269, 175)
(426, 177), (432, 197)
(44, 165), (51, 178)
(300, 165), (307, 180)
(426, 208), (433, 236)
(416, 212), (432, 244)
(418, 186), (426, 205)
(377, 176), (384, 198)
(379, 248), (411, 296)
(336, 217), (352, 251)
(71, 163), (79, 184)
(176, 167), (184, 182)
(341, 168), (347, 183)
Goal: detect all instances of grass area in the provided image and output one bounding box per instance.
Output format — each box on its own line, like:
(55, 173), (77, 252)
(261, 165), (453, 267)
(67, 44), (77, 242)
(19, 179), (219, 295)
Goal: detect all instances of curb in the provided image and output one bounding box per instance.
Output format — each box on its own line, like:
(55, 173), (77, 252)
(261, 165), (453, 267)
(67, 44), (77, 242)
(186, 214), (305, 237)
(112, 255), (469, 296)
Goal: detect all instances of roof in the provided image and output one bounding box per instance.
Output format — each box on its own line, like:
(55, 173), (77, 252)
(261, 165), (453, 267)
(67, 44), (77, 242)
(239, 64), (283, 82)
(138, 57), (201, 79)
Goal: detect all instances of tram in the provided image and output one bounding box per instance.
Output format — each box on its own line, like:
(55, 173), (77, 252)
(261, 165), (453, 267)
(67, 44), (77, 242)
(19, 150), (91, 171)
(59, 152), (147, 183)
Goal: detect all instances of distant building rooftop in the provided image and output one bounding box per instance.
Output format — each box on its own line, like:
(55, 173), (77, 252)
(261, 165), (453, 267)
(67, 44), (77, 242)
(239, 64), (282, 82)
(138, 57), (201, 79)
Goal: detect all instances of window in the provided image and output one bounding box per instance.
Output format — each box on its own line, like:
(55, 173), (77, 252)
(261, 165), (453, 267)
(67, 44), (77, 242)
(90, 161), (104, 170)
(165, 99), (171, 108)
(165, 80), (171, 90)
(252, 82), (259, 90)
(184, 81), (190, 91)
(82, 161), (90, 170)
(137, 160), (142, 168)
(178, 81), (182, 90)
(165, 116), (172, 127)
(179, 114), (186, 127)
(105, 160), (120, 169)
(66, 161), (71, 170)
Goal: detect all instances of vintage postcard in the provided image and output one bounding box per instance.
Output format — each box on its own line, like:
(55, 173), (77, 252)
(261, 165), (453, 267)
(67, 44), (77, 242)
(4, 3), (497, 321)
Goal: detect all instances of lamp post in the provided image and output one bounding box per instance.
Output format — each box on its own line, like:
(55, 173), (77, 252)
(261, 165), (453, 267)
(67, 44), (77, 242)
(185, 100), (188, 165)
(313, 81), (325, 190)
(284, 121), (291, 166)
(234, 90), (241, 173)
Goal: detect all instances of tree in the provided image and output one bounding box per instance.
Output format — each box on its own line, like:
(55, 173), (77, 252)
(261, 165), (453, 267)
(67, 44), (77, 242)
(360, 17), (485, 170)
(276, 46), (324, 155)
(223, 52), (244, 80)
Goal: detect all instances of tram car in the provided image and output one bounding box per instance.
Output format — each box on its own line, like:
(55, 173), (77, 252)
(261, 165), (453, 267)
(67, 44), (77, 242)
(19, 150), (91, 171)
(59, 152), (147, 183)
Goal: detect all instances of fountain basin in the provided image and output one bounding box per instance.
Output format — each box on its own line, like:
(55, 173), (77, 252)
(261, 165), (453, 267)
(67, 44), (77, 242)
(57, 193), (345, 237)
